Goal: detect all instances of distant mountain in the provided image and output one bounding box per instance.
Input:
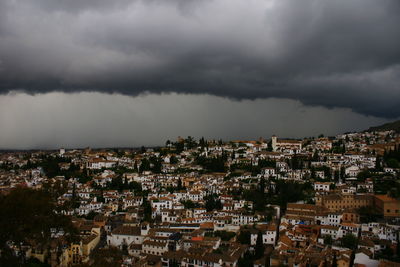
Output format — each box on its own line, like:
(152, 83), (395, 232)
(365, 120), (400, 133)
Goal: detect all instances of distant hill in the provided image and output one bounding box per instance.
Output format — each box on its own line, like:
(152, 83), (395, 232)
(365, 120), (400, 133)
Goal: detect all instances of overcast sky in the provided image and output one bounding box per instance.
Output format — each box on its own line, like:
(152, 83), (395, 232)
(0, 0), (399, 149)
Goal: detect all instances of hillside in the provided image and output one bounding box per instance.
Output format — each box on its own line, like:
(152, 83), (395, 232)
(365, 120), (400, 133)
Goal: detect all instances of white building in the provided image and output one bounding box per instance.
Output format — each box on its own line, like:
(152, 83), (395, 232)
(107, 226), (144, 248)
(314, 182), (331, 192)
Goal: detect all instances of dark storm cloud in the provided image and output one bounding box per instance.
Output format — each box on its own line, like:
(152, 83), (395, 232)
(0, 0), (399, 117)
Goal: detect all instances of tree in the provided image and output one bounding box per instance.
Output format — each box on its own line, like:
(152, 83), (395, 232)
(170, 155), (179, 164)
(267, 140), (272, 152)
(332, 253), (338, 267)
(377, 246), (394, 261)
(237, 231), (251, 245)
(0, 246), (20, 266)
(166, 140), (171, 147)
(174, 141), (184, 153)
(196, 155), (226, 172)
(259, 177), (266, 194)
(238, 250), (253, 267)
(340, 233), (358, 249)
(357, 170), (371, 182)
(324, 235), (333, 245)
(150, 156), (163, 173)
(388, 188), (399, 199)
(213, 231), (236, 241)
(387, 158), (400, 168)
(142, 198), (153, 222)
(0, 187), (77, 264)
(199, 137), (207, 149)
(139, 158), (151, 173)
(204, 195), (222, 211)
(255, 231), (264, 259)
(312, 151), (319, 161)
(90, 247), (123, 267)
(185, 136), (197, 149)
(375, 156), (382, 171)
(177, 178), (183, 190)
(334, 170), (340, 181)
(71, 182), (77, 202)
(181, 200), (199, 209)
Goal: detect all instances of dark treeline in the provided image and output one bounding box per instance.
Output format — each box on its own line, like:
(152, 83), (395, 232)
(0, 187), (78, 266)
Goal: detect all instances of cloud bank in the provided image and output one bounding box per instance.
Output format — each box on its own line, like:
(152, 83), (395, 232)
(0, 0), (399, 117)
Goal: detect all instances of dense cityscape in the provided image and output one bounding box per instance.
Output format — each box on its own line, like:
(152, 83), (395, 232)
(1, 125), (400, 267)
(1, 0), (400, 266)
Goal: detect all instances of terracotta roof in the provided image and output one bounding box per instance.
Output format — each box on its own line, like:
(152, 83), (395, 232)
(111, 225), (141, 236)
(375, 194), (398, 202)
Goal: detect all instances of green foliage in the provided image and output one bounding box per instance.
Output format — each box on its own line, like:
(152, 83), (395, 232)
(340, 233), (358, 249)
(323, 235), (333, 245)
(0, 187), (77, 254)
(286, 155), (308, 170)
(374, 177), (400, 197)
(170, 155), (179, 164)
(213, 231), (236, 241)
(314, 166), (332, 179)
(258, 159), (276, 168)
(139, 158), (151, 173)
(177, 178), (184, 190)
(238, 251), (254, 267)
(174, 142), (184, 153)
(149, 156), (162, 173)
(77, 172), (91, 184)
(184, 136), (197, 150)
(36, 156), (87, 180)
(383, 145), (400, 168)
(204, 194), (222, 211)
(255, 231), (264, 259)
(196, 155), (226, 173)
(357, 170), (371, 182)
(24, 257), (51, 267)
(375, 156), (383, 171)
(181, 200), (200, 209)
(139, 157), (163, 173)
(387, 158), (400, 168)
(375, 246), (395, 261)
(106, 176), (142, 192)
(388, 187), (400, 198)
(142, 198), (153, 222)
(237, 231), (251, 245)
(0, 245), (20, 266)
(266, 140), (273, 151)
(83, 211), (99, 220)
(230, 159), (276, 176)
(230, 163), (253, 173)
(331, 140), (345, 154)
(332, 254), (338, 267)
(41, 179), (68, 200)
(243, 180), (313, 212)
(89, 247), (123, 267)
(199, 137), (207, 149)
(38, 156), (67, 178)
